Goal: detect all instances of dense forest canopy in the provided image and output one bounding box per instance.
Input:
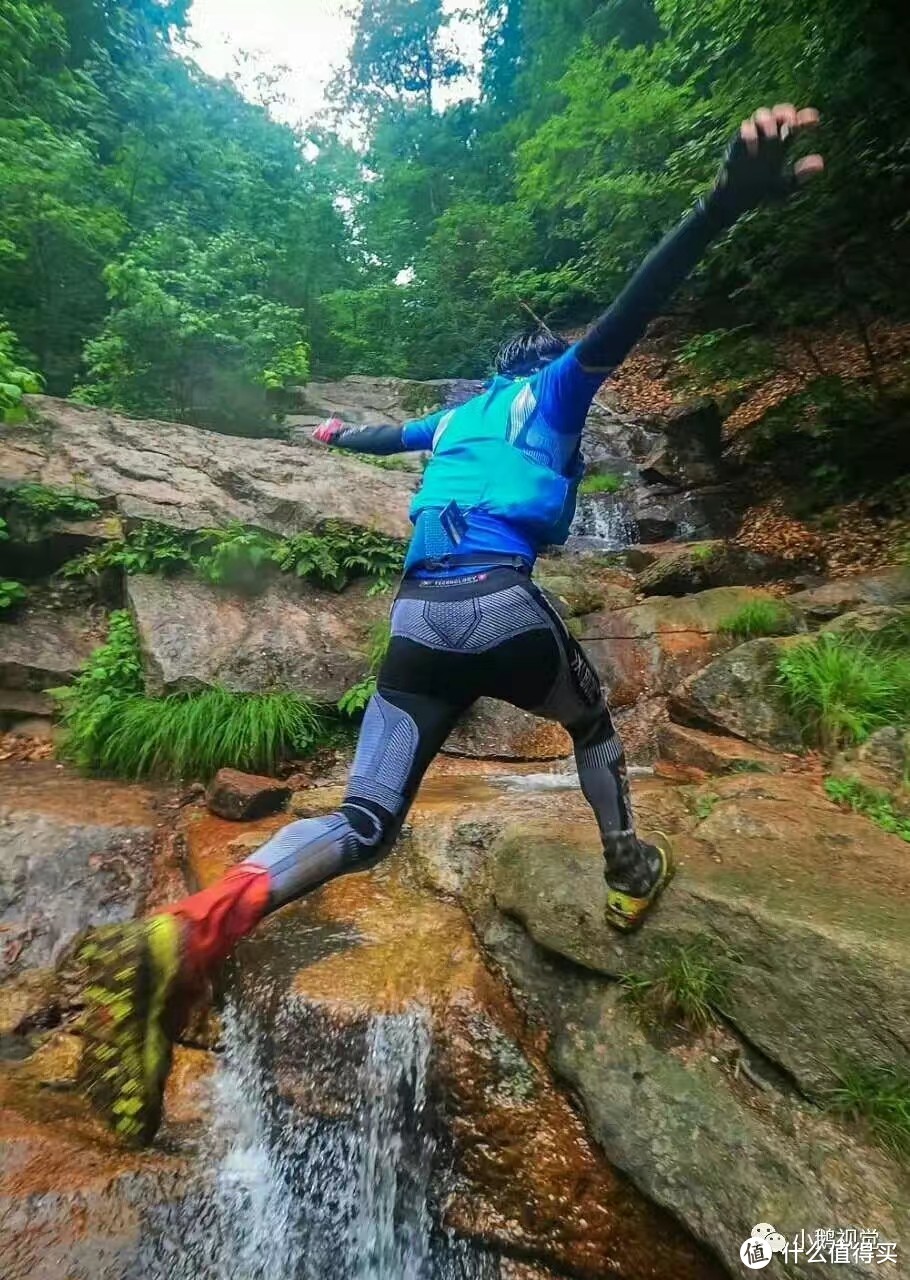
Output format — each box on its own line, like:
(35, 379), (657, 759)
(1, 0), (908, 434)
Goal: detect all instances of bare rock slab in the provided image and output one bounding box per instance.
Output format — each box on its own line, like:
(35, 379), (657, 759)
(491, 773), (910, 1096)
(128, 574), (387, 702)
(10, 397), (415, 539)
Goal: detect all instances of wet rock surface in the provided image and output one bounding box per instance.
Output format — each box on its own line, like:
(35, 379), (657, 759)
(636, 541), (797, 598)
(443, 699), (572, 762)
(205, 769), (291, 821)
(0, 757), (908, 1279)
(0, 762), (159, 981)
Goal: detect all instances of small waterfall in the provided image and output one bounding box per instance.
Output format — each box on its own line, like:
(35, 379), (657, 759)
(143, 1000), (495, 1280)
(569, 493), (639, 550)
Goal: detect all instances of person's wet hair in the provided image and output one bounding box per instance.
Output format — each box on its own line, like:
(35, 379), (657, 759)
(494, 329), (569, 379)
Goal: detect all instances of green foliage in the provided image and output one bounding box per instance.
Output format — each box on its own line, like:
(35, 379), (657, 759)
(824, 776), (910, 843)
(620, 937), (734, 1033)
(73, 231), (312, 434)
(826, 1064), (910, 1161)
(61, 519), (406, 595)
(689, 543), (716, 564)
(745, 378), (910, 510)
(0, 320), (42, 421)
(338, 618), (392, 717)
(580, 472), (625, 496)
(61, 522), (192, 579)
(192, 525), (278, 593)
(54, 611), (325, 779)
(1, 483), (100, 528)
(0, 579), (27, 610)
(778, 634), (910, 751)
(0, 0), (349, 412)
(693, 792), (720, 821)
(274, 524), (405, 594)
(675, 327), (777, 394)
(718, 599), (796, 640)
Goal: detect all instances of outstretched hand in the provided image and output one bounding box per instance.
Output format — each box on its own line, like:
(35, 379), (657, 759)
(709, 104), (824, 222)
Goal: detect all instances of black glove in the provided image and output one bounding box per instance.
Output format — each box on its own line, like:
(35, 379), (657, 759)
(703, 106), (822, 226)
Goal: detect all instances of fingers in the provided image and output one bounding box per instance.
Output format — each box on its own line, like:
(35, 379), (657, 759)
(740, 104), (820, 155)
(753, 107), (779, 141)
(740, 117), (760, 156)
(793, 153), (825, 184)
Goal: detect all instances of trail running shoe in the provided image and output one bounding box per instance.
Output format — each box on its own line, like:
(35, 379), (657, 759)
(604, 832), (675, 933)
(72, 915), (184, 1147)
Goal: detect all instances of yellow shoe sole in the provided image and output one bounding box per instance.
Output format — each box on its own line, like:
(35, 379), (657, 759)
(605, 834), (675, 933)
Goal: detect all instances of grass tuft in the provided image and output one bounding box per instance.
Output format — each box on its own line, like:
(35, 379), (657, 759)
(580, 472), (625, 496)
(778, 633), (910, 751)
(824, 776), (910, 842)
(718, 598), (795, 640)
(53, 611), (325, 779)
(620, 937), (733, 1033)
(826, 1064), (910, 1160)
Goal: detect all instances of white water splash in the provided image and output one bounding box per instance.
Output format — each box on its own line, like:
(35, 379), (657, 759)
(145, 1001), (491, 1280)
(570, 494), (639, 549)
(492, 765), (653, 793)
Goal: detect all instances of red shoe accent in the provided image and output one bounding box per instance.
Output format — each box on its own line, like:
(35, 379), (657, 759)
(164, 865), (271, 976)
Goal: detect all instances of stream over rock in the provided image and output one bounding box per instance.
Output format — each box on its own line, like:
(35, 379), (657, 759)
(1, 384), (908, 1278)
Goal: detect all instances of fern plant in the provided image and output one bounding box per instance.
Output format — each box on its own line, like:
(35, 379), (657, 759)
(62, 523), (194, 579)
(193, 525), (278, 592)
(2, 483), (100, 529)
(338, 618), (392, 717)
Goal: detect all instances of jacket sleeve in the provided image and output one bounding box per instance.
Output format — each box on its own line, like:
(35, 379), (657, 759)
(331, 423), (409, 455)
(574, 198), (728, 374)
(332, 409), (447, 455)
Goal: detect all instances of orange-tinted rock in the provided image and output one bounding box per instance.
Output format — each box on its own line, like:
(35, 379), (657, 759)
(235, 866), (720, 1280)
(206, 768), (290, 821)
(658, 722), (785, 775)
(578, 587), (766, 708)
(0, 762), (159, 981)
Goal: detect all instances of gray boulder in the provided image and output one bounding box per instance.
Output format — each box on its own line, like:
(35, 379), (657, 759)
(669, 635), (805, 750)
(639, 398), (724, 488)
(11, 397), (415, 539)
(128, 574), (386, 702)
(788, 567), (910, 620)
(637, 541), (797, 598)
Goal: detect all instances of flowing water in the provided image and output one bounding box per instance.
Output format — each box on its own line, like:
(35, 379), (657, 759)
(142, 1000), (495, 1280)
(569, 493), (639, 551)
